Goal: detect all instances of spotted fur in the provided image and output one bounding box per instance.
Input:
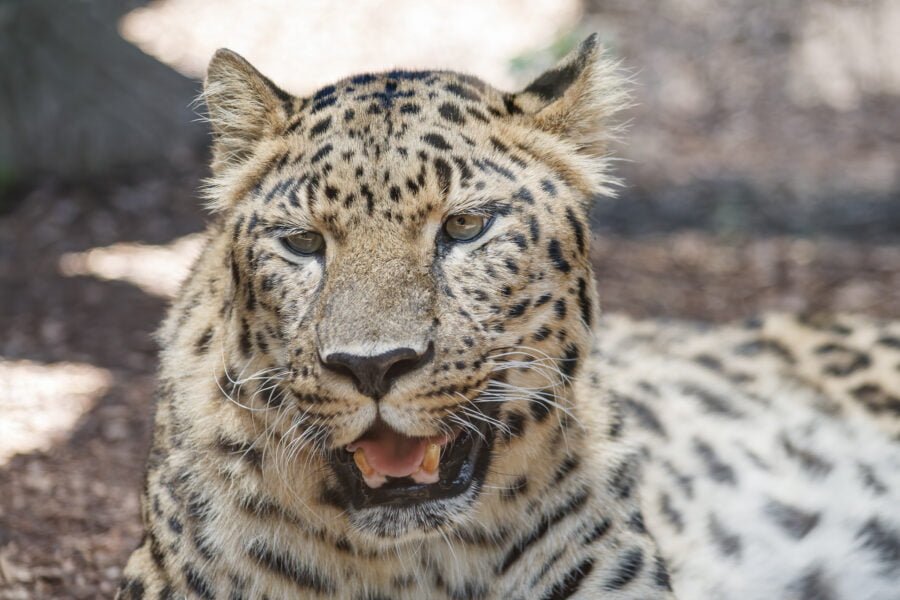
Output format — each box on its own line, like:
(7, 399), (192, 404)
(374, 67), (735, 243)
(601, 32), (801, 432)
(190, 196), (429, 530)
(600, 312), (900, 599)
(118, 35), (899, 599)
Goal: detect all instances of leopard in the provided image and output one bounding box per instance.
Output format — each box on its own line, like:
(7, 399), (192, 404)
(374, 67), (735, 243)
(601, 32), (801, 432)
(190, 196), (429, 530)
(117, 35), (900, 599)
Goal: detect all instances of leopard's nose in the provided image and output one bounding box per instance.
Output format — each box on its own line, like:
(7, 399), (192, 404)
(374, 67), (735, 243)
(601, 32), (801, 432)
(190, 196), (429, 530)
(320, 343), (434, 399)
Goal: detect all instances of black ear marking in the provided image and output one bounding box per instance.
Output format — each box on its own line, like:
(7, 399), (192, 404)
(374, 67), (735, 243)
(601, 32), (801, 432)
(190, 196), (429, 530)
(522, 34), (599, 102)
(263, 71), (296, 113)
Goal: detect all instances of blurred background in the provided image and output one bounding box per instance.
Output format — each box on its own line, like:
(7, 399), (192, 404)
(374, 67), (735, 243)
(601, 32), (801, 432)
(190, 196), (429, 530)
(0, 0), (898, 596)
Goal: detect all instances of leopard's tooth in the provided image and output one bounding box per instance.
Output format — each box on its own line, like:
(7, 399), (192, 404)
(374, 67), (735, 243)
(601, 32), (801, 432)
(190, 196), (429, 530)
(422, 443), (440, 474)
(353, 449), (375, 477)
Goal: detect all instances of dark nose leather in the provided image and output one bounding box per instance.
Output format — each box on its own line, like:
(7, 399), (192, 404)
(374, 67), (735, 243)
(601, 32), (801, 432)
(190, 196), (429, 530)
(321, 344), (433, 399)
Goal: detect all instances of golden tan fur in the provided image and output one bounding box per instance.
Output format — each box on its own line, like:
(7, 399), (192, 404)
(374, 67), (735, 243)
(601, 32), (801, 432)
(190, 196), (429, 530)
(117, 35), (900, 600)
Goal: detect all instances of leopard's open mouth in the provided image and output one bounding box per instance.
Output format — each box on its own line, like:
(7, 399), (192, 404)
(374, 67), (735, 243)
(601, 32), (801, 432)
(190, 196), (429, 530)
(329, 414), (494, 510)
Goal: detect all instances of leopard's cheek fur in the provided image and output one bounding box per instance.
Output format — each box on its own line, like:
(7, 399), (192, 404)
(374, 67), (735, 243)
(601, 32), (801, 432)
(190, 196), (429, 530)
(434, 213), (583, 396)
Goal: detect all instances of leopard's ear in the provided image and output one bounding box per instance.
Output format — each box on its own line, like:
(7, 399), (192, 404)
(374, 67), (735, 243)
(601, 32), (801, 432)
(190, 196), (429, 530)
(204, 49), (294, 173)
(513, 34), (629, 160)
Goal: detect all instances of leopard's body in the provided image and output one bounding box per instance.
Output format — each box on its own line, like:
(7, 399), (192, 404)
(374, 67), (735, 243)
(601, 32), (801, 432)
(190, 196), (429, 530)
(604, 313), (900, 599)
(118, 36), (900, 599)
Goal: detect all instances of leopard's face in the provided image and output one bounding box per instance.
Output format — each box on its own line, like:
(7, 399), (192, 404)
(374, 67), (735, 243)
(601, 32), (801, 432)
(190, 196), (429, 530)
(205, 39), (621, 539)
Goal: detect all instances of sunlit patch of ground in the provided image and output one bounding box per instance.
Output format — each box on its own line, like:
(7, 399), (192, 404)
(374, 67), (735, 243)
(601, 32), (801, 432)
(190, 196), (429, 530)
(58, 234), (203, 299)
(0, 361), (112, 465)
(119, 0), (582, 92)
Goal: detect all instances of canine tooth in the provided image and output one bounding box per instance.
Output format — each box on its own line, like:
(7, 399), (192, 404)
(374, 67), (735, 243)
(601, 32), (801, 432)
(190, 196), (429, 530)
(422, 443), (440, 474)
(353, 449), (375, 476)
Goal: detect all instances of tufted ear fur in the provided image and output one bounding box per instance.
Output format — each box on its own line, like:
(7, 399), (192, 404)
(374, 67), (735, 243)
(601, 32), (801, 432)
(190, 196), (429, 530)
(204, 49), (294, 174)
(513, 34), (630, 160)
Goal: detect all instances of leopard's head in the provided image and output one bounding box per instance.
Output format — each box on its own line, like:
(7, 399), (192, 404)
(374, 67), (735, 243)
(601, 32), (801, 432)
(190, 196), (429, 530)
(201, 35), (626, 540)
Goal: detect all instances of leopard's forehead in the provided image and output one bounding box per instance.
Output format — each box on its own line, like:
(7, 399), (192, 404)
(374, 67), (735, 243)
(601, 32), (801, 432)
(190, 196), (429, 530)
(245, 69), (552, 235)
(301, 70), (520, 125)
(290, 69), (517, 144)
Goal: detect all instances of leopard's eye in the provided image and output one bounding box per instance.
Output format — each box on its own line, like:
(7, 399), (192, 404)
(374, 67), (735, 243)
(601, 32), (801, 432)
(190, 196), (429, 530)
(443, 213), (489, 242)
(281, 231), (324, 255)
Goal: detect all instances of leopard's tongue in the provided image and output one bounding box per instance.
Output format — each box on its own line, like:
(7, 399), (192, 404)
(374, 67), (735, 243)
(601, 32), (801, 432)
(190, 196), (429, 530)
(348, 424), (429, 478)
